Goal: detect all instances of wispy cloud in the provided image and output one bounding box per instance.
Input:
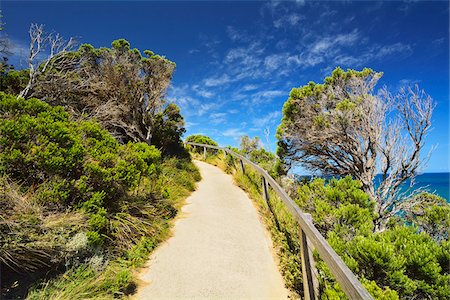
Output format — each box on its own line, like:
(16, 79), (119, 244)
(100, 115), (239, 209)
(192, 84), (214, 98)
(333, 42), (413, 67)
(249, 90), (286, 105)
(241, 84), (259, 92)
(273, 14), (303, 28)
(252, 111), (281, 128)
(222, 128), (246, 139)
(203, 74), (232, 87)
(210, 112), (227, 124)
(226, 26), (250, 42)
(198, 103), (219, 116)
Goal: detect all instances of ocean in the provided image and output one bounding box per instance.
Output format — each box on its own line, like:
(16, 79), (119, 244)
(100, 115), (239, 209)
(295, 172), (450, 202)
(406, 172), (449, 202)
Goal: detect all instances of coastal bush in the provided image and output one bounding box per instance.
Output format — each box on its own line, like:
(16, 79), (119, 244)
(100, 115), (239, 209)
(0, 93), (200, 298)
(201, 147), (449, 299)
(0, 69), (28, 95)
(186, 134), (218, 146)
(152, 103), (186, 156)
(295, 178), (449, 299)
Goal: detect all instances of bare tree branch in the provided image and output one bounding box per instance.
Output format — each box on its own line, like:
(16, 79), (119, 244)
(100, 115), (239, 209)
(278, 68), (435, 232)
(19, 24), (76, 99)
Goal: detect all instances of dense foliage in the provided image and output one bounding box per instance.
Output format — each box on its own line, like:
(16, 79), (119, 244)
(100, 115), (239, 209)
(294, 177), (449, 299)
(0, 68), (28, 95)
(239, 135), (286, 177)
(152, 103), (186, 156)
(197, 138), (449, 299)
(0, 94), (200, 298)
(186, 134), (218, 146)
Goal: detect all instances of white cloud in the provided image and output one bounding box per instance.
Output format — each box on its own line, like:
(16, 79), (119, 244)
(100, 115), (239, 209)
(249, 90), (286, 105)
(264, 53), (286, 71)
(184, 121), (198, 130)
(252, 111), (282, 128)
(274, 14), (302, 28)
(226, 26), (250, 42)
(333, 42), (413, 67)
(375, 43), (412, 59)
(222, 128), (247, 139)
(192, 84), (214, 98)
(203, 74), (232, 87)
(198, 103), (218, 116)
(242, 84), (259, 91)
(167, 84), (201, 108)
(310, 30), (360, 54)
(210, 112), (227, 124)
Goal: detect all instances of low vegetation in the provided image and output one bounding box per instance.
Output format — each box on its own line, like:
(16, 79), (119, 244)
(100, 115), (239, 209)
(195, 135), (450, 300)
(0, 94), (199, 298)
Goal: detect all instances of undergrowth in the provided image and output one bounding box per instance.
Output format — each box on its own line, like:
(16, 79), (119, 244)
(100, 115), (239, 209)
(0, 93), (200, 299)
(195, 150), (449, 299)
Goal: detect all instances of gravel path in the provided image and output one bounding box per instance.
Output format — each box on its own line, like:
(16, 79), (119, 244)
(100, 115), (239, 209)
(135, 160), (288, 300)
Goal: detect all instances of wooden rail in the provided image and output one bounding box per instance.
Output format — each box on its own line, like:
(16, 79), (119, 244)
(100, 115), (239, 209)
(186, 142), (373, 300)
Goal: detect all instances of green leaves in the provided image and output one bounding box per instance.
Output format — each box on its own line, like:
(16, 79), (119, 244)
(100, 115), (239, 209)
(186, 134), (218, 146)
(0, 94), (161, 200)
(294, 176), (449, 298)
(111, 39), (130, 51)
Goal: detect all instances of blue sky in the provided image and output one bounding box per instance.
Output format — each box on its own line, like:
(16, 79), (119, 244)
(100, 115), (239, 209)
(2, 1), (449, 173)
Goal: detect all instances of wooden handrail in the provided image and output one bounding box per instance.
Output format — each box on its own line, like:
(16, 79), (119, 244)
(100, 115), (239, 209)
(186, 142), (373, 300)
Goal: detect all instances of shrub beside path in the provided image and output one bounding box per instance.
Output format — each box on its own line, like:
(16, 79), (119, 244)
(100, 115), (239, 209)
(135, 160), (288, 299)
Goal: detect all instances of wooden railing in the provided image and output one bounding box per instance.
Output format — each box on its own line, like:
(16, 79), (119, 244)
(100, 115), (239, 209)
(186, 142), (373, 300)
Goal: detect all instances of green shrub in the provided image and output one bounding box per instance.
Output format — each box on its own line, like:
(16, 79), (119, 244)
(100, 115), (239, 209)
(186, 134), (218, 146)
(211, 151), (449, 299)
(295, 177), (450, 299)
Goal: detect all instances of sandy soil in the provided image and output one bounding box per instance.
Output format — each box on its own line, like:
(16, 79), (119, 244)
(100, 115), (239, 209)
(134, 160), (288, 300)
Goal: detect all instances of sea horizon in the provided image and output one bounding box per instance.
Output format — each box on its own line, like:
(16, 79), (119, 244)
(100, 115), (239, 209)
(294, 172), (450, 202)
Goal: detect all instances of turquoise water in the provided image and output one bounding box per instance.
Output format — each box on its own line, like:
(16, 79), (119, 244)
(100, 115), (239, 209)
(404, 172), (449, 202)
(296, 172), (449, 202)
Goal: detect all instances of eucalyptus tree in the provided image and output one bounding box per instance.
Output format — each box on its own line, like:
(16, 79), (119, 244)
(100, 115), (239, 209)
(277, 68), (434, 231)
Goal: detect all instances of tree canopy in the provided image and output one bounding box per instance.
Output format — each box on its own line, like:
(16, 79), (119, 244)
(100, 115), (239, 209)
(186, 134), (218, 146)
(18, 28), (176, 145)
(277, 67), (435, 231)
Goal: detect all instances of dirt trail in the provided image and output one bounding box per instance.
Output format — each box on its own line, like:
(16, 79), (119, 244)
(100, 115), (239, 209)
(135, 160), (288, 300)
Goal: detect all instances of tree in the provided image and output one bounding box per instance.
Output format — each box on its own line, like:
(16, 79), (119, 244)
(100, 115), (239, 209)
(239, 135), (286, 177)
(0, 12), (11, 69)
(152, 103), (186, 155)
(0, 11), (14, 88)
(19, 24), (76, 99)
(19, 24), (175, 146)
(294, 177), (449, 299)
(186, 134), (218, 146)
(239, 135), (260, 155)
(0, 69), (29, 95)
(277, 68), (434, 231)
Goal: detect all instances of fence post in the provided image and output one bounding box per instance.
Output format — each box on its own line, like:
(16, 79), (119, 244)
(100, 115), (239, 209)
(262, 176), (269, 202)
(300, 213), (318, 300)
(203, 147), (207, 160)
(239, 159), (245, 174)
